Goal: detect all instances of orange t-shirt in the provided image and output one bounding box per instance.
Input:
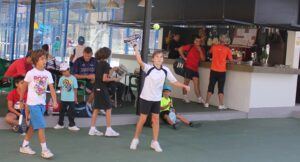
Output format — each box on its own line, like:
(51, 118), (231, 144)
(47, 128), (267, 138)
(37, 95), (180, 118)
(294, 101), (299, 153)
(210, 45), (232, 72)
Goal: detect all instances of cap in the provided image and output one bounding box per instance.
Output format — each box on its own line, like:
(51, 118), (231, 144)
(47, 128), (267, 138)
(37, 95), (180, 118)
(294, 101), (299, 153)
(59, 62), (70, 71)
(78, 36), (85, 45)
(163, 85), (172, 92)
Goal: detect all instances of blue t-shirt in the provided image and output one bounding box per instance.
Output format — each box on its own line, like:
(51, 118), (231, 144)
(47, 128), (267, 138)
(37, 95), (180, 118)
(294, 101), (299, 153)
(58, 75), (78, 102)
(72, 57), (96, 75)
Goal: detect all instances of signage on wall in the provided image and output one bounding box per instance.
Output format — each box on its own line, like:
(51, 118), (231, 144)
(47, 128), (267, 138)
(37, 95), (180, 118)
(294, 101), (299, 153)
(232, 28), (257, 47)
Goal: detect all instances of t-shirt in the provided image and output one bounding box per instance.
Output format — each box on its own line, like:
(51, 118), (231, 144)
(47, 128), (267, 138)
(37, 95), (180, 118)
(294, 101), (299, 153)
(182, 45), (205, 72)
(7, 89), (27, 109)
(160, 97), (172, 112)
(71, 45), (85, 63)
(94, 60), (110, 91)
(168, 40), (181, 59)
(5, 57), (33, 77)
(73, 57), (96, 75)
(58, 75), (78, 102)
(140, 63), (177, 102)
(24, 68), (54, 105)
(210, 45), (233, 72)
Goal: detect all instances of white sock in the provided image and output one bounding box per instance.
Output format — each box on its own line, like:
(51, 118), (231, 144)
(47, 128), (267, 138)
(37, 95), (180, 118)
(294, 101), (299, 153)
(41, 143), (48, 151)
(90, 126), (96, 130)
(106, 127), (112, 130)
(22, 140), (29, 147)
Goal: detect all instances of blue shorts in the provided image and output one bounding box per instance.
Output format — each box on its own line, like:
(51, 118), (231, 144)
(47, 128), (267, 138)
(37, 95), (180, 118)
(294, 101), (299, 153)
(29, 105), (46, 130)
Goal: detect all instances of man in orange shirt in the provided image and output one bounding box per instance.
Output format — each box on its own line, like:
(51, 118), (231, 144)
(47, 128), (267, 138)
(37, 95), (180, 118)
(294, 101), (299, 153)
(204, 40), (233, 109)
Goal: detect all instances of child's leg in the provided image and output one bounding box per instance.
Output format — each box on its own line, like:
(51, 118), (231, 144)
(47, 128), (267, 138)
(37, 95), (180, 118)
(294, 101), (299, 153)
(90, 109), (99, 127)
(23, 126), (34, 144)
(182, 78), (190, 95)
(58, 101), (68, 126)
(105, 108), (112, 128)
(67, 102), (76, 127)
(87, 93), (94, 105)
(176, 114), (190, 125)
(133, 114), (148, 139)
(192, 77), (201, 98)
(163, 114), (175, 125)
(5, 113), (18, 126)
(151, 113), (160, 141)
(38, 128), (49, 151)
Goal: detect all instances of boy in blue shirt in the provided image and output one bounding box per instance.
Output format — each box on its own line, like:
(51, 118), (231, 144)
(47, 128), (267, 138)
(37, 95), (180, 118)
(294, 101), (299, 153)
(54, 63), (79, 131)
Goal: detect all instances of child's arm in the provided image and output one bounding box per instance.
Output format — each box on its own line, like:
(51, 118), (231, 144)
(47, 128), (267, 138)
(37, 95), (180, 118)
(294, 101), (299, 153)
(49, 84), (58, 108)
(74, 88), (78, 104)
(7, 100), (21, 116)
(103, 73), (120, 82)
(133, 45), (145, 70)
(19, 82), (28, 110)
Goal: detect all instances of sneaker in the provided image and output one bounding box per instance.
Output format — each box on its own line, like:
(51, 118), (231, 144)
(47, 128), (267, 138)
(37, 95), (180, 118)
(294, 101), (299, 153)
(150, 140), (163, 152)
(130, 138), (139, 150)
(53, 124), (64, 130)
(218, 105), (227, 110)
(20, 146), (36, 155)
(172, 124), (177, 130)
(198, 97), (205, 104)
(68, 126), (80, 131)
(204, 103), (209, 108)
(105, 128), (120, 137)
(189, 122), (194, 127)
(41, 149), (54, 159)
(12, 125), (19, 132)
(88, 128), (103, 136)
(183, 95), (190, 103)
(100, 109), (106, 116)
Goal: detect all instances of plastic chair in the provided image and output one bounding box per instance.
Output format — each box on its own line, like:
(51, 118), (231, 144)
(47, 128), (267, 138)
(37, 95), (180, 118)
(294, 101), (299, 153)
(0, 77), (14, 94)
(77, 79), (87, 101)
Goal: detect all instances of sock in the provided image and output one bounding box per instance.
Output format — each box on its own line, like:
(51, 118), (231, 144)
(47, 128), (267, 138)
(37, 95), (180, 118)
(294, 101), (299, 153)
(90, 126), (96, 130)
(22, 140), (29, 147)
(106, 127), (112, 130)
(41, 143), (48, 151)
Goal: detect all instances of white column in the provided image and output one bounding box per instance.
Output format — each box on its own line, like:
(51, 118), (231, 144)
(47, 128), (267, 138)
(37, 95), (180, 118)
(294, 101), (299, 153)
(286, 31), (300, 68)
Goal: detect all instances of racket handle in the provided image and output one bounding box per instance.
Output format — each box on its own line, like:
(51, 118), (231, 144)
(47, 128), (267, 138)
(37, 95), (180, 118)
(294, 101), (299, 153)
(19, 115), (23, 125)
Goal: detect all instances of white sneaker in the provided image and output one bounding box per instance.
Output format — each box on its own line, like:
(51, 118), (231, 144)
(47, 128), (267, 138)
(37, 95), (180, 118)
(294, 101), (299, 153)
(130, 138), (139, 150)
(218, 105), (227, 110)
(20, 146), (36, 155)
(41, 149), (54, 159)
(68, 126), (80, 131)
(150, 140), (163, 152)
(53, 124), (64, 129)
(105, 128), (120, 137)
(100, 109), (106, 116)
(198, 97), (205, 104)
(88, 128), (103, 136)
(183, 95), (190, 103)
(204, 103), (209, 108)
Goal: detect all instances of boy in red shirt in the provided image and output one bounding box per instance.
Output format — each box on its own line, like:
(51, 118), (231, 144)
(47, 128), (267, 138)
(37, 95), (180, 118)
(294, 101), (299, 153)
(5, 76), (27, 132)
(204, 40), (233, 109)
(5, 53), (32, 78)
(178, 36), (206, 103)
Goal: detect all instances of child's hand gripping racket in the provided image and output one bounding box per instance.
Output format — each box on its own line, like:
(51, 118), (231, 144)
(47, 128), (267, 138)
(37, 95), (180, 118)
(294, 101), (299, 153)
(124, 34), (141, 47)
(18, 103), (28, 133)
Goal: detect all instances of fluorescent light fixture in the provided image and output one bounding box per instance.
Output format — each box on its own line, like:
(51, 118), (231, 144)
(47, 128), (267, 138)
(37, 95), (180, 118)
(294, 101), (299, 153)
(106, 0), (120, 9)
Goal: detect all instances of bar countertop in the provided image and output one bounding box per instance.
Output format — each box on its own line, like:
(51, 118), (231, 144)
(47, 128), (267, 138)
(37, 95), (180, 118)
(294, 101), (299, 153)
(112, 54), (300, 75)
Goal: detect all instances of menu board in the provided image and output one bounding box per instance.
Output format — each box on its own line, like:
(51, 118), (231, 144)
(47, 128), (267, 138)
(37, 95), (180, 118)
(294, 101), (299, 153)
(232, 28), (257, 47)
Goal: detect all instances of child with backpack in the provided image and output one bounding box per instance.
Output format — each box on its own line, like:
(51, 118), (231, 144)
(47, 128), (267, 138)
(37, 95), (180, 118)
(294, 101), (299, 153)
(53, 63), (80, 131)
(160, 85), (193, 129)
(129, 45), (190, 152)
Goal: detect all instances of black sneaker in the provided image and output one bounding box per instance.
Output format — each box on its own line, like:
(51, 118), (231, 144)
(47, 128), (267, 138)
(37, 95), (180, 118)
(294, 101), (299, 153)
(172, 124), (177, 130)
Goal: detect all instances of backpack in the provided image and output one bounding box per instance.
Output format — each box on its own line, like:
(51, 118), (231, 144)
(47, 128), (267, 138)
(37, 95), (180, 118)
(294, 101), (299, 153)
(74, 102), (93, 118)
(173, 45), (193, 77)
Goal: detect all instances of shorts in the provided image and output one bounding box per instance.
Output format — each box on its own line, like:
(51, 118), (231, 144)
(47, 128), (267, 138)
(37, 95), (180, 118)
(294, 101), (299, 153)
(184, 67), (199, 79)
(93, 88), (112, 110)
(28, 105), (46, 130)
(160, 110), (170, 123)
(139, 98), (160, 115)
(208, 70), (226, 94)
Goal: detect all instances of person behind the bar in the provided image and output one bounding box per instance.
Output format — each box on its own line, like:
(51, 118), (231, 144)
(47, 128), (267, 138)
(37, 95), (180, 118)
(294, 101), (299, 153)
(129, 44), (190, 153)
(204, 39), (233, 109)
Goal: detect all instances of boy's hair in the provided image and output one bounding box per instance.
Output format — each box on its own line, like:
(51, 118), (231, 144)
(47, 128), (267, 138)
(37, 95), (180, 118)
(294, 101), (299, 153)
(83, 47), (93, 54)
(42, 44), (49, 52)
(26, 50), (32, 58)
(194, 35), (201, 41)
(14, 76), (24, 85)
(152, 50), (163, 58)
(95, 47), (111, 60)
(31, 49), (47, 65)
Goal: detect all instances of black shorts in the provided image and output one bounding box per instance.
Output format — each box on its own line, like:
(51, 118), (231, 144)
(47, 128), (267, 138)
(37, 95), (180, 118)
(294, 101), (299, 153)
(160, 110), (170, 123)
(93, 88), (112, 110)
(139, 98), (160, 115)
(208, 70), (226, 94)
(184, 67), (199, 79)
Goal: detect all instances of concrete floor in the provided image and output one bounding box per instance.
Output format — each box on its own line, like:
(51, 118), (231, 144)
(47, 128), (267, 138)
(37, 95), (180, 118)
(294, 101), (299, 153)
(1, 118), (300, 162)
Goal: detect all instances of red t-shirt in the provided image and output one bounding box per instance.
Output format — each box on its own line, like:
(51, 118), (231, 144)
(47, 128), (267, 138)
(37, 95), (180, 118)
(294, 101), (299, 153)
(182, 45), (205, 72)
(7, 89), (27, 108)
(210, 45), (233, 72)
(4, 58), (32, 77)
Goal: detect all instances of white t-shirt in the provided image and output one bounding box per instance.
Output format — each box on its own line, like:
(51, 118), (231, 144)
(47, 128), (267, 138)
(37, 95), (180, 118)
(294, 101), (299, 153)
(140, 63), (177, 101)
(71, 45), (85, 63)
(25, 68), (54, 105)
